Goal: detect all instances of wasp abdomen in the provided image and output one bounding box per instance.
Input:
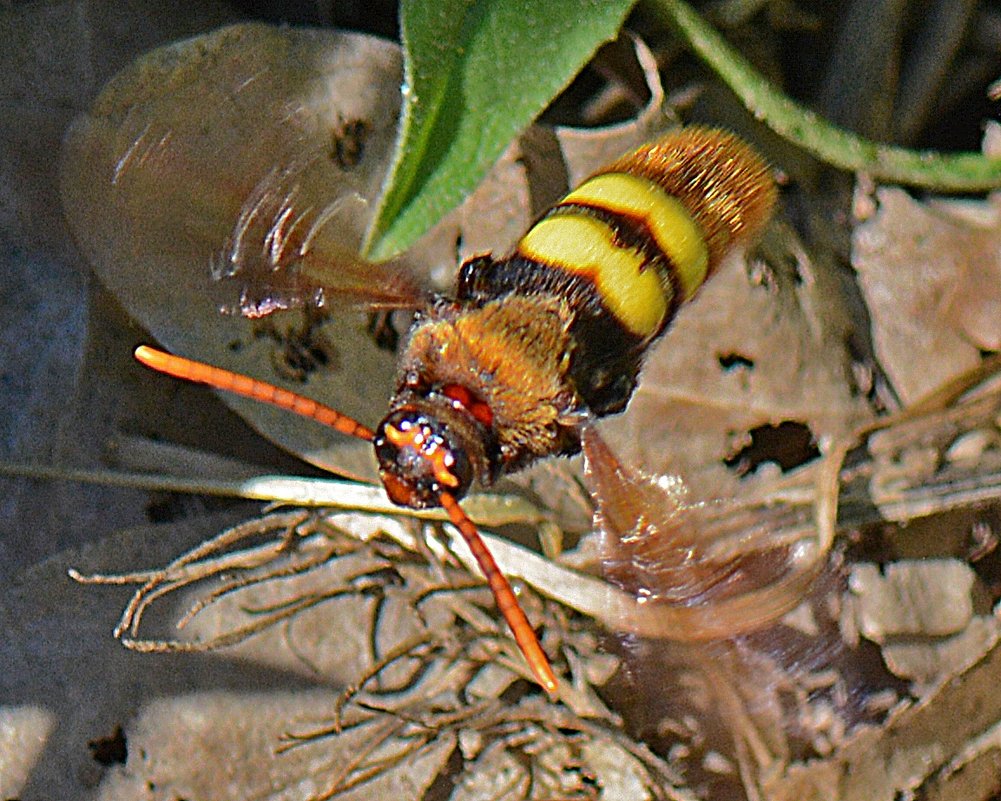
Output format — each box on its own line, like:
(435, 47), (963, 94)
(452, 128), (776, 421)
(515, 127), (775, 342)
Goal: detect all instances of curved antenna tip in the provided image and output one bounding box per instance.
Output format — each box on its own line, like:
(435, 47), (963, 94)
(134, 344), (160, 366)
(438, 490), (558, 695)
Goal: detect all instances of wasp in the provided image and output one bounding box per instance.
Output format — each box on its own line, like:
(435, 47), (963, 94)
(135, 127), (776, 694)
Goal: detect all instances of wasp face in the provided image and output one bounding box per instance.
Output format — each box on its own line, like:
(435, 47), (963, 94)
(374, 405), (477, 509)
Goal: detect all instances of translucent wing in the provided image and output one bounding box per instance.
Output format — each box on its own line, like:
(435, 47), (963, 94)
(581, 426), (854, 790)
(581, 425), (825, 640)
(60, 25), (427, 473)
(216, 156), (425, 318)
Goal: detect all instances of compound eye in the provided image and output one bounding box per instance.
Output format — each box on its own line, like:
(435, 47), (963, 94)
(374, 410), (472, 508)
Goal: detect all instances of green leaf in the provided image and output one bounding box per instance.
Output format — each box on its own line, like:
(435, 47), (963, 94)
(362, 0), (637, 261)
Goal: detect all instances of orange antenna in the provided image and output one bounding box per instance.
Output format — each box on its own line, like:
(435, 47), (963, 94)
(438, 490), (557, 695)
(134, 346), (374, 440)
(133, 345), (557, 694)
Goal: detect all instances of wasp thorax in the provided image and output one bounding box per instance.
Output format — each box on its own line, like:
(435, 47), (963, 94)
(374, 396), (490, 509)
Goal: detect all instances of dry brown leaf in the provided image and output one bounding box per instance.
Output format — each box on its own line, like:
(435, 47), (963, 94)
(881, 617), (1000, 688)
(853, 188), (1001, 405)
(848, 560), (976, 640)
(93, 693), (455, 801)
(847, 559), (1000, 687)
(764, 636), (1001, 801)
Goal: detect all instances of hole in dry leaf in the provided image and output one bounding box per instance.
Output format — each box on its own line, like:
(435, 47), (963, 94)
(366, 310), (401, 352)
(144, 492), (188, 524)
(252, 311), (338, 383)
(87, 724), (128, 766)
(361, 565), (406, 595)
(717, 352), (755, 371)
(724, 421), (820, 475)
(329, 117), (369, 168)
(452, 230), (466, 268)
(424, 747), (464, 799)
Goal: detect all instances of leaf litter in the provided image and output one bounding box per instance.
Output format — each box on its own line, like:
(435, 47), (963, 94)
(38, 16), (1001, 801)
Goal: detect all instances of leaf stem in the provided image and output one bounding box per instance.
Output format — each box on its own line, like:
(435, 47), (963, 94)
(646, 0), (1001, 192)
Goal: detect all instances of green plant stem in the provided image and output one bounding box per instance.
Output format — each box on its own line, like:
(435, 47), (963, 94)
(646, 0), (1001, 192)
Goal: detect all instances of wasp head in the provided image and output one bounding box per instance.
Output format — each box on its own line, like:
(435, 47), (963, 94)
(374, 396), (491, 509)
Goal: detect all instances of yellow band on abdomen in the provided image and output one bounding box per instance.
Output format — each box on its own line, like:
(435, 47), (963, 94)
(563, 172), (709, 300)
(517, 213), (668, 338)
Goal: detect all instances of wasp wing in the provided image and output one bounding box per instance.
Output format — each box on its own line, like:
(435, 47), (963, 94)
(62, 25), (428, 329)
(581, 425), (825, 640)
(60, 25), (425, 476)
(216, 153), (427, 318)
